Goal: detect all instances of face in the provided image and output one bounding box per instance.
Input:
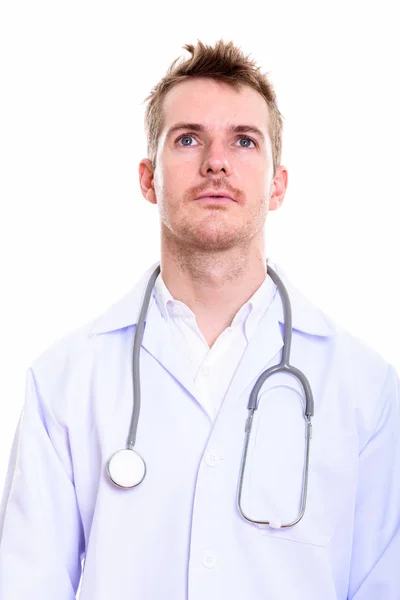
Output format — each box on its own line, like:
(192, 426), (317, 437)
(139, 78), (288, 252)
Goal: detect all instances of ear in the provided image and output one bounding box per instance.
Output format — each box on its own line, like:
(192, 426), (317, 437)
(269, 165), (288, 211)
(138, 159), (157, 205)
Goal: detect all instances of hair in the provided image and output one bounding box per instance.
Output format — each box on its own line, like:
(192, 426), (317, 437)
(143, 40), (284, 175)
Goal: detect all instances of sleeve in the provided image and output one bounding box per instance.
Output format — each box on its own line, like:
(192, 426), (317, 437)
(349, 364), (400, 599)
(0, 367), (84, 599)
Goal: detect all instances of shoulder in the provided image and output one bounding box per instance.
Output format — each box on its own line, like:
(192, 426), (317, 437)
(29, 317), (99, 396)
(274, 261), (396, 429)
(28, 262), (159, 386)
(310, 300), (397, 444)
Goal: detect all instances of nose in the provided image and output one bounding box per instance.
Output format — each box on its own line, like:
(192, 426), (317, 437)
(200, 140), (232, 177)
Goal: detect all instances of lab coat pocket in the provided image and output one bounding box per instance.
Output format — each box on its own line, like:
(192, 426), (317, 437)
(242, 384), (358, 547)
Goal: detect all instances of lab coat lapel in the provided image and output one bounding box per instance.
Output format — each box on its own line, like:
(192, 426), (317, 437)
(90, 262), (199, 404)
(224, 299), (284, 409)
(140, 300), (199, 402)
(137, 278), (285, 416)
(139, 286), (285, 418)
(138, 294), (284, 421)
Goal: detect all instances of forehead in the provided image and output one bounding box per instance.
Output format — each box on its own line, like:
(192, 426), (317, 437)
(161, 78), (270, 134)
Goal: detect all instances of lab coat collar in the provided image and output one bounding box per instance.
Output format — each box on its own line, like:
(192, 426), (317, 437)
(89, 260), (339, 338)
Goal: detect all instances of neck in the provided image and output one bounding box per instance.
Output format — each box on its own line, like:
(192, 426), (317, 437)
(159, 232), (268, 334)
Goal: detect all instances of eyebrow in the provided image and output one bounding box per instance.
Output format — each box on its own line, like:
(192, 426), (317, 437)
(165, 122), (266, 143)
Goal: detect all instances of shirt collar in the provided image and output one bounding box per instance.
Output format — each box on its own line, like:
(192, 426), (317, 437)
(90, 260), (339, 338)
(154, 271), (277, 343)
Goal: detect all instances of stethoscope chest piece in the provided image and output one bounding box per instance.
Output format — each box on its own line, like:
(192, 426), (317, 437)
(107, 448), (146, 489)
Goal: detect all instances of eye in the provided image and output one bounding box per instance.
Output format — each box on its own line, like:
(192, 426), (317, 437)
(236, 136), (256, 148)
(177, 135), (198, 147)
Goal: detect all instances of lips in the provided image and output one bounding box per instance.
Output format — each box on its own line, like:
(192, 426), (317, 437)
(195, 193), (235, 202)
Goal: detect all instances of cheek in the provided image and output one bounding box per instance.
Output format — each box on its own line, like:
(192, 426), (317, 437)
(155, 161), (191, 197)
(243, 172), (271, 203)
(256, 165), (274, 197)
(153, 167), (163, 196)
(235, 154), (270, 183)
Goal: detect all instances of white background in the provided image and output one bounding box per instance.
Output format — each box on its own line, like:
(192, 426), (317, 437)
(0, 0), (399, 494)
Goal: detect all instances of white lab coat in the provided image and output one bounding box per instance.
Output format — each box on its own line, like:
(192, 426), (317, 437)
(0, 261), (399, 599)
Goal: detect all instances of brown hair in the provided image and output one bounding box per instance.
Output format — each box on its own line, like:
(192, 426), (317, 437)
(144, 40), (284, 175)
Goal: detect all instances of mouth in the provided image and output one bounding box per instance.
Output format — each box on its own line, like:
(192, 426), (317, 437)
(194, 194), (235, 204)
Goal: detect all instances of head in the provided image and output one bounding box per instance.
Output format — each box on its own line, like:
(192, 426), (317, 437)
(139, 40), (288, 256)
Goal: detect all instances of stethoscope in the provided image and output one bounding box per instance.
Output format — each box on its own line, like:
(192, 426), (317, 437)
(107, 261), (314, 529)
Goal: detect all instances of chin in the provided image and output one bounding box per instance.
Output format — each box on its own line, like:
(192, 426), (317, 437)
(184, 232), (242, 252)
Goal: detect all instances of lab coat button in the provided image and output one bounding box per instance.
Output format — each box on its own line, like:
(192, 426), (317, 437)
(202, 551), (217, 568)
(205, 452), (220, 467)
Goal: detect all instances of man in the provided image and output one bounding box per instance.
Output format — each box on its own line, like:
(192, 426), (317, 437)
(0, 40), (399, 599)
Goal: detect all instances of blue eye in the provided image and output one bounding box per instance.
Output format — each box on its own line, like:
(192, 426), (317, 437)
(237, 137), (255, 148)
(178, 135), (196, 146)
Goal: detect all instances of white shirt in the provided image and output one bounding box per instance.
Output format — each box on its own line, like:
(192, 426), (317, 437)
(1, 261), (399, 600)
(154, 273), (277, 420)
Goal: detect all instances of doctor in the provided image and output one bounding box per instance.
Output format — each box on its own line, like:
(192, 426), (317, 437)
(1, 40), (400, 599)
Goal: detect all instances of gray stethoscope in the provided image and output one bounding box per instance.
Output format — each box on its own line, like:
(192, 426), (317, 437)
(107, 261), (314, 529)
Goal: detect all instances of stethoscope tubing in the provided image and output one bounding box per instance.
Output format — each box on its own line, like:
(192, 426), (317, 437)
(113, 260), (314, 529)
(127, 263), (161, 450)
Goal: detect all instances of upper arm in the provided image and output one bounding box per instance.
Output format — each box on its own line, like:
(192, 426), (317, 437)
(349, 365), (400, 599)
(0, 368), (84, 599)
